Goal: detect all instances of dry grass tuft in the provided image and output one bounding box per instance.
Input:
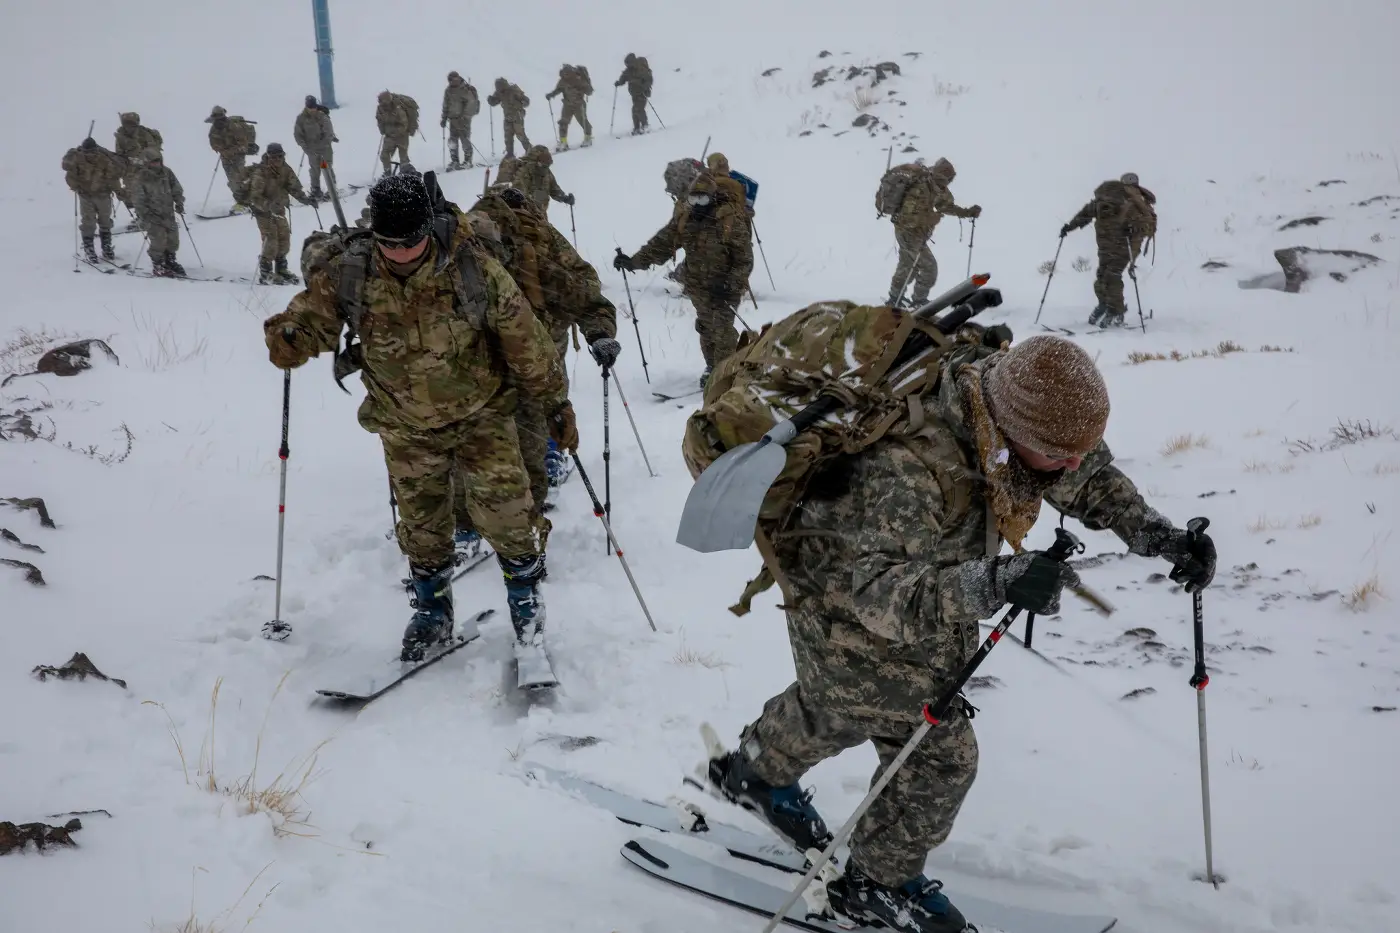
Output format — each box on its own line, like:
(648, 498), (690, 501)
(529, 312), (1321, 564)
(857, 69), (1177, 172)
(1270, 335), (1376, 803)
(1243, 459), (1296, 475)
(1071, 256), (1092, 272)
(1242, 428), (1269, 438)
(671, 630), (731, 670)
(1126, 342), (1286, 366)
(1037, 259), (1056, 276)
(1373, 460), (1400, 476)
(1247, 515), (1288, 533)
(1343, 574), (1386, 612)
(1161, 433), (1211, 457)
(152, 864), (279, 933)
(1297, 514), (1323, 529)
(1290, 420), (1397, 456)
(932, 78), (970, 98)
(850, 86), (880, 111)
(0, 326), (81, 376)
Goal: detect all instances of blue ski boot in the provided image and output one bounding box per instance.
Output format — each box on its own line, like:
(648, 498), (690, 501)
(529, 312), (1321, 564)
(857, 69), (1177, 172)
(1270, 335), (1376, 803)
(500, 553), (547, 643)
(453, 527), (493, 567)
(705, 747), (833, 853)
(1087, 304), (1110, 327)
(544, 438), (572, 488)
(826, 862), (969, 933)
(401, 563), (455, 662)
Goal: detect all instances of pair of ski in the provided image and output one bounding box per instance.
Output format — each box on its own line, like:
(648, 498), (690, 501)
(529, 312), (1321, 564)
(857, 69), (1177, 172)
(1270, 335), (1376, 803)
(74, 255), (129, 275)
(523, 764), (1117, 933)
(651, 378), (704, 404)
(196, 185), (362, 222)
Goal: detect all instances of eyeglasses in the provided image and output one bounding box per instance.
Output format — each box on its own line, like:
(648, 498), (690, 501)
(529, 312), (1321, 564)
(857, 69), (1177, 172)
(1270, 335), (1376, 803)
(373, 232), (428, 249)
(687, 194), (712, 207)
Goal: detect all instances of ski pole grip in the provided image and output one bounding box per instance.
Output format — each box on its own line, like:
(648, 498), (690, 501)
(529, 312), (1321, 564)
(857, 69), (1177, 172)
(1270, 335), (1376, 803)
(1047, 527), (1084, 562)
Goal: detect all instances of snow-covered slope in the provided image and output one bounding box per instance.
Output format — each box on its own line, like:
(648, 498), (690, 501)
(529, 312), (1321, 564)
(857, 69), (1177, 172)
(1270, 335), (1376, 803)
(3, 2), (1399, 931)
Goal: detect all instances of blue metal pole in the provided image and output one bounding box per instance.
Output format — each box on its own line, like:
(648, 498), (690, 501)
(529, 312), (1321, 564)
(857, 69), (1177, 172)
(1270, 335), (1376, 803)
(312, 0), (337, 109)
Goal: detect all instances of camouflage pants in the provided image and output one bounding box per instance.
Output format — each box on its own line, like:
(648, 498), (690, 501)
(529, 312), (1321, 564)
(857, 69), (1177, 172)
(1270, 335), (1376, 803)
(558, 100), (592, 139)
(380, 135), (410, 174)
(1094, 242), (1130, 315)
(379, 391), (539, 571)
(741, 680), (978, 887)
(143, 213), (179, 262)
(78, 193), (114, 236)
(503, 118), (531, 157)
(629, 93), (648, 132)
(452, 389), (552, 553)
(889, 227), (937, 304)
(220, 154), (248, 203)
(691, 293), (740, 370)
(255, 211), (291, 261)
(446, 117), (473, 163)
(305, 148), (333, 194)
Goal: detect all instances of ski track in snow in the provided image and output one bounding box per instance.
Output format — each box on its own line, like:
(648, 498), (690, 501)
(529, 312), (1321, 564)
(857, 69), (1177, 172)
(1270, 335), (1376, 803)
(3, 1), (1400, 931)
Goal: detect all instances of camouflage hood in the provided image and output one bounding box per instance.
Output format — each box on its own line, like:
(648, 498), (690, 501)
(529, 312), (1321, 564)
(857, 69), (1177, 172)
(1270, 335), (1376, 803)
(1094, 179), (1128, 203)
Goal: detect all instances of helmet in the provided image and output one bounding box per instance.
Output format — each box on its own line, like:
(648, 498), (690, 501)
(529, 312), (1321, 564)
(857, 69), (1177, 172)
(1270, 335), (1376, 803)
(266, 142), (285, 157)
(120, 112), (139, 125)
(305, 95), (318, 108)
(689, 171), (718, 198)
(706, 152), (730, 175)
(495, 77), (508, 90)
(206, 105), (227, 123)
(80, 137), (97, 151)
(625, 53), (636, 64)
(931, 157), (955, 183)
(448, 71), (462, 82)
(368, 173), (433, 242)
(528, 144), (552, 166)
(1121, 172), (1140, 186)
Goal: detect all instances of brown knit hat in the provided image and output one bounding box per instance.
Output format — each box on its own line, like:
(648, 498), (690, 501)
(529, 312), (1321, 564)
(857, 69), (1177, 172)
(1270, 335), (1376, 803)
(984, 335), (1109, 459)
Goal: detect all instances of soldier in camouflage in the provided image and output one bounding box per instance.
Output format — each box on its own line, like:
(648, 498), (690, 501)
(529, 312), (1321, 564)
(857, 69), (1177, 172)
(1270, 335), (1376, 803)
(1061, 177), (1156, 327)
(262, 172), (576, 664)
(616, 170), (753, 382)
(206, 106), (258, 210)
(63, 137), (130, 263)
(702, 334), (1218, 933)
(487, 78), (532, 158)
(614, 53), (653, 135)
(245, 143), (313, 285)
(441, 72), (481, 170)
(294, 95), (337, 201)
(114, 112), (162, 164)
(512, 146), (574, 218)
(496, 155), (521, 186)
(545, 64), (593, 151)
(129, 149), (186, 277)
(376, 91), (417, 176)
(887, 157), (980, 308)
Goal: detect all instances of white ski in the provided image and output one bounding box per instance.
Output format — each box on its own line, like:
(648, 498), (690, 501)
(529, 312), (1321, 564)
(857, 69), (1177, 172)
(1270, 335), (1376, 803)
(314, 608), (493, 702)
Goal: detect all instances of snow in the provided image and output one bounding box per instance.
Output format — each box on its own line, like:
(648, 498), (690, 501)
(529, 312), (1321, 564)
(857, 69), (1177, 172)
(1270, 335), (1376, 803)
(3, 1), (1400, 931)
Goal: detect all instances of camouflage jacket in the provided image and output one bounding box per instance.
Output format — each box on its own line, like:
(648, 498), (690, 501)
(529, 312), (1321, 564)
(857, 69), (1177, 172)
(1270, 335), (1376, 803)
(62, 146), (128, 199)
(208, 117), (255, 157)
(632, 196), (753, 302)
(615, 59), (653, 97)
(469, 196), (617, 343)
(114, 123), (161, 162)
(131, 164), (183, 218)
(772, 347), (1165, 718)
(894, 171), (975, 238)
(1065, 180), (1153, 250)
(272, 212), (566, 434)
(547, 70), (592, 104)
(246, 157), (307, 214)
(442, 82), (480, 121)
(487, 84), (529, 120)
(512, 160), (568, 212)
(294, 107), (335, 153)
(376, 96), (414, 137)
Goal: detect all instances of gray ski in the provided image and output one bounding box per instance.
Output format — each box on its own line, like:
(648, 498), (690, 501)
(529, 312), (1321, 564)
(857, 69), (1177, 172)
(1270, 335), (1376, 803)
(515, 635), (558, 691)
(314, 608), (494, 701)
(653, 387), (703, 403)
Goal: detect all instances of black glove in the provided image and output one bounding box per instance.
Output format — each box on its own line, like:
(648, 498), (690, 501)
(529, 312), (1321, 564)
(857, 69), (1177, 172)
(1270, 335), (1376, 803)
(1127, 512), (1217, 593)
(708, 280), (734, 303)
(298, 196), (314, 206)
(1000, 551), (1082, 614)
(440, 118), (447, 128)
(614, 79), (625, 87)
(588, 336), (622, 369)
(613, 251), (634, 272)
(331, 136), (339, 143)
(969, 204), (983, 218)
(247, 142), (260, 155)
(564, 193), (576, 206)
(1059, 224), (1071, 238)
(175, 204), (185, 215)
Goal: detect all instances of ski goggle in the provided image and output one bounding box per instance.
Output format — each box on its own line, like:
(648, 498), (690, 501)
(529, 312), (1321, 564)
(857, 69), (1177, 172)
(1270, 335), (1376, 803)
(373, 231), (429, 249)
(687, 194), (712, 207)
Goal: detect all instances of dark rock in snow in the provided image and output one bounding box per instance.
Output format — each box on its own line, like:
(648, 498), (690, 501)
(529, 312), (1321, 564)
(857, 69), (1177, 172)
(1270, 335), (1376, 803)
(1356, 194), (1399, 206)
(818, 50), (832, 59)
(852, 113), (877, 128)
(2, 497), (56, 528)
(1374, 706), (1397, 713)
(812, 66), (833, 88)
(1272, 246), (1383, 292)
(1, 528), (43, 553)
(2, 558), (44, 586)
(1317, 179), (1346, 186)
(1277, 215), (1328, 231)
(761, 67), (781, 77)
(901, 144), (918, 153)
(1121, 687), (1157, 701)
(1201, 260), (1230, 270)
(31, 652), (127, 689)
(0, 818), (83, 855)
(35, 338), (119, 377)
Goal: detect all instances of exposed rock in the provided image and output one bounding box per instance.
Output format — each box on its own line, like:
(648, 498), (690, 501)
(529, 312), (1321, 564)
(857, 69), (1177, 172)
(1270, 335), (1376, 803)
(2, 497), (55, 527)
(1273, 246), (1382, 293)
(31, 652), (126, 689)
(761, 67), (781, 77)
(901, 144), (918, 153)
(903, 52), (923, 59)
(852, 113), (877, 128)
(1, 528), (43, 553)
(0, 818), (82, 855)
(1121, 687), (1157, 701)
(1374, 706), (1397, 713)
(1123, 627), (1158, 639)
(1201, 260), (1230, 270)
(1357, 194), (1399, 206)
(2, 559), (44, 586)
(818, 50), (832, 59)
(1277, 215), (1328, 231)
(812, 66), (834, 88)
(799, 130), (812, 137)
(1316, 179), (1346, 187)
(35, 338), (118, 377)
(1197, 489), (1237, 498)
(966, 675), (1004, 691)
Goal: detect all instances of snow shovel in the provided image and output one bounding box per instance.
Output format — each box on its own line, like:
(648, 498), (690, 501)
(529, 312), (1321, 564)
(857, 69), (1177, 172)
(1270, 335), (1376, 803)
(677, 275), (996, 553)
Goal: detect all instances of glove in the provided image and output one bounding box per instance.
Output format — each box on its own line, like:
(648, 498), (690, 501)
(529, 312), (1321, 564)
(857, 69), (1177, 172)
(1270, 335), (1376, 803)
(564, 193), (576, 206)
(588, 336), (622, 369)
(614, 79), (625, 87)
(440, 118), (447, 128)
(548, 402), (579, 452)
(940, 550), (1082, 622)
(1128, 513), (1216, 594)
(331, 136), (339, 143)
(1059, 224), (1071, 238)
(613, 252), (634, 272)
(969, 204), (983, 218)
(708, 280), (734, 303)
(247, 142), (260, 155)
(264, 316), (312, 370)
(298, 196), (314, 207)
(174, 203), (185, 215)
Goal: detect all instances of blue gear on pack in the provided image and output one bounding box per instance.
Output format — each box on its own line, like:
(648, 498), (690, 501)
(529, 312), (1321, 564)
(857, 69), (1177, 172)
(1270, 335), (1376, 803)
(402, 564), (455, 661)
(728, 171), (759, 211)
(545, 437), (571, 487)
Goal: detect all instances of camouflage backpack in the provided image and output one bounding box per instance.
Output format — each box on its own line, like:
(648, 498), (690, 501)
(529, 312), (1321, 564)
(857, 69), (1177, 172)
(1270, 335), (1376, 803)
(1123, 185), (1157, 258)
(636, 58), (653, 95)
(664, 158), (703, 199)
(875, 162), (922, 217)
(468, 185), (557, 312)
(575, 65), (593, 95)
(395, 94), (420, 136)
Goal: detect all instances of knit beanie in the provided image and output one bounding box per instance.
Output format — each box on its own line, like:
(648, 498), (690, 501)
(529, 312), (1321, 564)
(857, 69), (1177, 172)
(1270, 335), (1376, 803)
(368, 174), (432, 241)
(984, 335), (1109, 459)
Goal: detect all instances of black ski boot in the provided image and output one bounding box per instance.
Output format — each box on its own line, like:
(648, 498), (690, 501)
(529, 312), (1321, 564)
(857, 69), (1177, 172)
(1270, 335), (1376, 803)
(1087, 304), (1109, 327)
(1100, 310), (1126, 329)
(402, 562), (455, 661)
(164, 254), (186, 277)
(81, 236), (99, 264)
(827, 861), (969, 933)
(705, 748), (833, 853)
(99, 230), (116, 261)
(274, 258), (301, 285)
(257, 258), (275, 285)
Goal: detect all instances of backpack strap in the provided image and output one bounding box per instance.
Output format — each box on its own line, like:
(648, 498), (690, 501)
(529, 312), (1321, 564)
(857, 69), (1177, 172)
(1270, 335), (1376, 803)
(332, 236), (372, 390)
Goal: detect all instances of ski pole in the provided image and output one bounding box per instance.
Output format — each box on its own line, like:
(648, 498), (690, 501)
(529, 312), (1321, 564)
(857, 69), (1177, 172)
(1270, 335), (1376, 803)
(648, 101), (666, 130)
(489, 107), (496, 159)
(128, 233), (148, 275)
(547, 96), (558, 147)
(472, 141), (490, 167)
(609, 85), (618, 136)
(602, 366), (612, 554)
(616, 253), (650, 383)
(966, 217), (977, 278)
(1024, 610), (1036, 648)
(700, 135), (712, 162)
(179, 213), (204, 268)
(370, 135), (384, 183)
(296, 150), (305, 179)
(760, 527), (1085, 933)
(442, 126), (447, 169)
(263, 364), (294, 641)
(1034, 235), (1065, 325)
(1127, 246), (1148, 334)
(199, 155), (220, 215)
(611, 369), (656, 477)
(568, 201), (578, 248)
(72, 192), (80, 273)
(568, 451), (657, 632)
(1174, 517), (1220, 888)
(310, 201), (324, 231)
(752, 221), (776, 291)
(386, 472), (398, 541)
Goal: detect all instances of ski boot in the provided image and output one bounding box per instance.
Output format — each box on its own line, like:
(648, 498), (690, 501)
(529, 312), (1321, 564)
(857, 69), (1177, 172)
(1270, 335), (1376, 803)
(704, 745), (833, 853)
(699, 368), (712, 392)
(231, 201), (252, 216)
(453, 527), (493, 567)
(163, 254), (187, 277)
(581, 134), (594, 148)
(1100, 310), (1126, 329)
(81, 236), (99, 264)
(257, 258), (275, 285)
(99, 230), (116, 261)
(274, 258), (301, 286)
(556, 135), (570, 153)
(501, 553), (547, 643)
(826, 862), (969, 933)
(544, 438), (572, 487)
(1087, 304), (1109, 327)
(402, 562), (456, 662)
(309, 187), (323, 202)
